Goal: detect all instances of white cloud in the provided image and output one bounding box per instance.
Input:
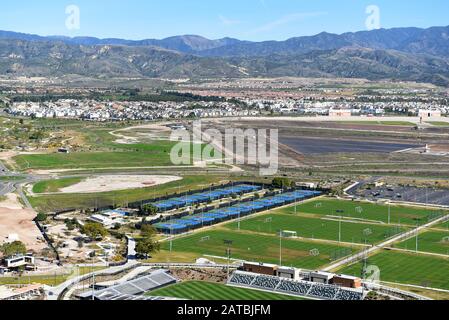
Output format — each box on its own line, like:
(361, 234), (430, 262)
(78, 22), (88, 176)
(249, 11), (328, 34)
(219, 15), (241, 26)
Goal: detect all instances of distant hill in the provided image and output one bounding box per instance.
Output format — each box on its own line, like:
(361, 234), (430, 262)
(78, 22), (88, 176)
(0, 26), (448, 86)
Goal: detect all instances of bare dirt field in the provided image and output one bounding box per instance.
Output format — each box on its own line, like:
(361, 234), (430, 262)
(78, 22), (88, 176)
(58, 175), (182, 194)
(110, 122), (172, 144)
(0, 193), (46, 252)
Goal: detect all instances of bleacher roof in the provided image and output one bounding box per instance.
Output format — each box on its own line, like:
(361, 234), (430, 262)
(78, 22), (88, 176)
(77, 269), (177, 300)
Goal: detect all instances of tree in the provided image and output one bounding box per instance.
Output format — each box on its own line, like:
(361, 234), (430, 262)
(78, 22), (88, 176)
(135, 236), (160, 259)
(272, 177), (293, 189)
(81, 222), (108, 240)
(0, 241), (27, 258)
(140, 224), (157, 237)
(141, 204), (158, 216)
(36, 213), (47, 222)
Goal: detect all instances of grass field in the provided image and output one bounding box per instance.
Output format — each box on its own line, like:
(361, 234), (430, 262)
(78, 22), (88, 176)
(32, 177), (84, 193)
(225, 212), (408, 245)
(394, 230), (449, 255)
(436, 221), (449, 230)
(155, 229), (356, 270)
(28, 175), (236, 212)
(338, 250), (449, 290)
(428, 122), (449, 127)
(147, 281), (305, 300)
(294, 198), (444, 226)
(14, 149), (175, 170)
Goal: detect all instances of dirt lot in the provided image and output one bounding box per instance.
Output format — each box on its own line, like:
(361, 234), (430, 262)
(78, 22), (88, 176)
(58, 175), (182, 194)
(0, 193), (46, 252)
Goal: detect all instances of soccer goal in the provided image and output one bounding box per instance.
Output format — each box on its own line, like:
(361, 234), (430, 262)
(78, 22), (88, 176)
(199, 236), (211, 242)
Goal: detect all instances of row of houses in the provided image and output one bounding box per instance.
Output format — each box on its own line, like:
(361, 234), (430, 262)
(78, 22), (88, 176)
(7, 99), (260, 121)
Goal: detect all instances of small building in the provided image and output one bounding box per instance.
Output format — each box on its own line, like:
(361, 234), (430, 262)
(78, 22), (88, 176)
(309, 271), (334, 284)
(242, 262), (278, 276)
(276, 267), (302, 281)
(296, 182), (317, 189)
(57, 148), (70, 154)
(2, 254), (35, 271)
(329, 109), (352, 117)
(332, 275), (362, 289)
(419, 109), (442, 120)
(89, 214), (115, 227)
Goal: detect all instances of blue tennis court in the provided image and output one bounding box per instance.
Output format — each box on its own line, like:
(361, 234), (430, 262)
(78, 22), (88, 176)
(155, 188), (323, 234)
(153, 184), (262, 212)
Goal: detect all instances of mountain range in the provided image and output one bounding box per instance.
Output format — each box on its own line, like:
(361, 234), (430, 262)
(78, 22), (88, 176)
(0, 26), (448, 86)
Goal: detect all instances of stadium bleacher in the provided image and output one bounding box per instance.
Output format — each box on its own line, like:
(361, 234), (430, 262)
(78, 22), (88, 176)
(228, 271), (364, 301)
(277, 279), (312, 295)
(229, 273), (257, 286)
(308, 283), (339, 299)
(251, 275), (281, 290)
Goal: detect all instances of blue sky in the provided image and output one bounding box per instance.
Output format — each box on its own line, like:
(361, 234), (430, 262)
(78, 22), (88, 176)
(0, 0), (448, 41)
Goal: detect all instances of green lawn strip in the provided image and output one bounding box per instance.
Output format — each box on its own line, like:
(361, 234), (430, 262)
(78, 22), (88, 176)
(148, 281), (303, 300)
(13, 151), (174, 170)
(157, 229), (356, 270)
(293, 198), (445, 226)
(225, 212), (408, 245)
(338, 250), (449, 291)
(13, 137), (213, 171)
(394, 230), (449, 255)
(0, 266), (104, 286)
(32, 177), (84, 194)
(436, 220), (449, 230)
(427, 122), (449, 127)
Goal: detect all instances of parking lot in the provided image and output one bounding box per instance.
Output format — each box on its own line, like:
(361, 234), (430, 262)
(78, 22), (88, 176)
(352, 185), (449, 206)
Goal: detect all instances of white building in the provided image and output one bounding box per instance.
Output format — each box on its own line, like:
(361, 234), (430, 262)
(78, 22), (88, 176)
(419, 109), (442, 119)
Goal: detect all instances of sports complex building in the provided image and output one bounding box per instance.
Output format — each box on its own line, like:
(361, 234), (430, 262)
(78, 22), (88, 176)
(153, 187), (322, 234)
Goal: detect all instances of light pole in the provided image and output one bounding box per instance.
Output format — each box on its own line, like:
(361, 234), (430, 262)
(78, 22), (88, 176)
(224, 240), (233, 280)
(278, 230), (283, 266)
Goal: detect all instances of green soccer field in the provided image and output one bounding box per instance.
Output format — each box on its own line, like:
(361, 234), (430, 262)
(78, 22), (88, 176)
(394, 230), (449, 255)
(156, 229), (356, 270)
(225, 212), (409, 245)
(436, 221), (449, 230)
(338, 250), (449, 290)
(147, 281), (306, 300)
(293, 198), (444, 226)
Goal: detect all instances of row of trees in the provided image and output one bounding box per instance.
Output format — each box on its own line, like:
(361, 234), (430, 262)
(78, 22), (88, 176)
(0, 241), (27, 258)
